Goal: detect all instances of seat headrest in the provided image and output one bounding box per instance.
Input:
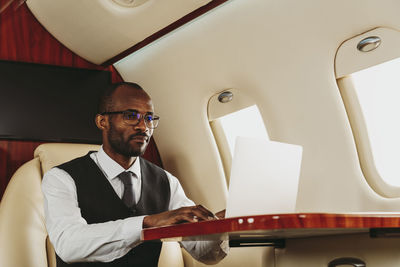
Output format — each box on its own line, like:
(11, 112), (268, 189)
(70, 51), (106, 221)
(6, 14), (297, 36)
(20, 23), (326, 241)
(34, 143), (101, 174)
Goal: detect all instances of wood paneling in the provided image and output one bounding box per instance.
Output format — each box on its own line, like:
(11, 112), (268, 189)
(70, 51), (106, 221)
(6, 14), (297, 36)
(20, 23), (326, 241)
(0, 140), (43, 198)
(0, 2), (162, 200)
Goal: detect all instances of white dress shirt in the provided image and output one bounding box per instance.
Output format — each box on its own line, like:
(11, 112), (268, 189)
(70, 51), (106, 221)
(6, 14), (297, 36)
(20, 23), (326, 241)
(42, 147), (227, 264)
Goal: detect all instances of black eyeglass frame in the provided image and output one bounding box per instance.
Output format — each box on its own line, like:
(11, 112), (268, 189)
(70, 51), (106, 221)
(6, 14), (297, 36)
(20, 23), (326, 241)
(100, 110), (160, 129)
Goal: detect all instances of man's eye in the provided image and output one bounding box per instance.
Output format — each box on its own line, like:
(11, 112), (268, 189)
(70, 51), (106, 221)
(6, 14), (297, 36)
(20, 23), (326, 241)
(126, 112), (138, 120)
(145, 115), (153, 121)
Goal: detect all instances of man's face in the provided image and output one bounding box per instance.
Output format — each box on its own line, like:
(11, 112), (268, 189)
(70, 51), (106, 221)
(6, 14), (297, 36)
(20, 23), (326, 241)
(103, 86), (154, 158)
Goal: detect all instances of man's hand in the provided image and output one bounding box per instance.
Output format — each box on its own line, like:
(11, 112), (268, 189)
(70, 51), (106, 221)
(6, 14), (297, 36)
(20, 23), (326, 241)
(143, 205), (216, 228)
(215, 209), (225, 219)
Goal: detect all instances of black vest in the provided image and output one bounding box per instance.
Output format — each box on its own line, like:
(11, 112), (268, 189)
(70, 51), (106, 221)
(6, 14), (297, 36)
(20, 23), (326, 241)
(56, 152), (170, 267)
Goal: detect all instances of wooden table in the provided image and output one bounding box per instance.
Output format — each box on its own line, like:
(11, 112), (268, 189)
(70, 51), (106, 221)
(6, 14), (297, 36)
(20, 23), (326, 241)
(141, 213), (400, 247)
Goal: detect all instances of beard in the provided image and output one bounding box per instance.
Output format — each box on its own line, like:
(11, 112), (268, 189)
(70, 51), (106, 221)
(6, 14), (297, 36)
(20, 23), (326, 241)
(107, 120), (148, 157)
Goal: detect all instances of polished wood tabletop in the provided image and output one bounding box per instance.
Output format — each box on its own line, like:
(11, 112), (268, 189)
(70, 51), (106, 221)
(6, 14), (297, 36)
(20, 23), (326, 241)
(141, 213), (400, 242)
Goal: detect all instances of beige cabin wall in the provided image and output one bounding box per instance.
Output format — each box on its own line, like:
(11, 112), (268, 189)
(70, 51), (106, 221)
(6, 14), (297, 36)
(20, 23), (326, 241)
(114, 0), (400, 266)
(115, 0), (400, 213)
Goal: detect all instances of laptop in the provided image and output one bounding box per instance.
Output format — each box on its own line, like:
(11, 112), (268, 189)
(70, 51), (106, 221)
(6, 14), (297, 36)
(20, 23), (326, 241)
(225, 137), (303, 218)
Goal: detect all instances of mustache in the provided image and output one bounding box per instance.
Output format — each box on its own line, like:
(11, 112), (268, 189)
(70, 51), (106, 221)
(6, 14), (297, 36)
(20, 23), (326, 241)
(129, 133), (150, 140)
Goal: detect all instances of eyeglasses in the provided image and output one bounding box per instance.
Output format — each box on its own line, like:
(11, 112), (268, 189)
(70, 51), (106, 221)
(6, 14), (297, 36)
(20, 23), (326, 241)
(101, 110), (160, 129)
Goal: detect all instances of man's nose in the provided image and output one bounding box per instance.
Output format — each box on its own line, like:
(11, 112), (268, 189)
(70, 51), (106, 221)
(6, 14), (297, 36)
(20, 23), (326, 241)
(134, 117), (148, 132)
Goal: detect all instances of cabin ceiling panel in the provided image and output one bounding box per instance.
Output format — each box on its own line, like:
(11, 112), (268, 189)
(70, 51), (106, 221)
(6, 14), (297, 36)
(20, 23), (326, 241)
(114, 0), (400, 212)
(26, 0), (212, 65)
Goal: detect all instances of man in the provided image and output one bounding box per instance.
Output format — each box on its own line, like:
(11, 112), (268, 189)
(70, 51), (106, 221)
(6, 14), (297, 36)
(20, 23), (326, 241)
(42, 82), (227, 266)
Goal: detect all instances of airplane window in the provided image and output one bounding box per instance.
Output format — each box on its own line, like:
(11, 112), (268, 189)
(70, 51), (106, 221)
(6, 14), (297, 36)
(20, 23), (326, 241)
(210, 104), (268, 183)
(348, 57), (400, 187)
(218, 105), (269, 157)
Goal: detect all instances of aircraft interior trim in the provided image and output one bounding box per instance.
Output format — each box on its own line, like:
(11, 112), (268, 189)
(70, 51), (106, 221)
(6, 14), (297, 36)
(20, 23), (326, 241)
(1, 0), (400, 266)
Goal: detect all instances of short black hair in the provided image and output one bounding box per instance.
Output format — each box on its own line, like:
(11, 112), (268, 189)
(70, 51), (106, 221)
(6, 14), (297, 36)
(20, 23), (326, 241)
(97, 82), (143, 114)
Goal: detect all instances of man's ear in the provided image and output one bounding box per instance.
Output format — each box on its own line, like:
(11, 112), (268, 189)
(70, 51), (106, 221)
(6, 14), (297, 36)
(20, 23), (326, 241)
(95, 114), (107, 130)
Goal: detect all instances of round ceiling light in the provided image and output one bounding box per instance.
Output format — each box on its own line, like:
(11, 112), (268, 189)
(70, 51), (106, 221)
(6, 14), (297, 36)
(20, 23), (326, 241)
(112, 0), (149, 7)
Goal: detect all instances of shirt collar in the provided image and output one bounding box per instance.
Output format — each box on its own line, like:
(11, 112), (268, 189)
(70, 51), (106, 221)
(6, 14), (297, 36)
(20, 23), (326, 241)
(96, 146), (141, 181)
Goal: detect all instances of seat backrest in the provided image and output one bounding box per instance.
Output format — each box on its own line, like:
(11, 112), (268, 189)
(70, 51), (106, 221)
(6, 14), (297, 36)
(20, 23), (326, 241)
(0, 143), (100, 267)
(0, 143), (183, 267)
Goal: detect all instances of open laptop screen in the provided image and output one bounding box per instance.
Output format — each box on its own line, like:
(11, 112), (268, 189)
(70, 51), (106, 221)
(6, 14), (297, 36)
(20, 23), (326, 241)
(225, 137), (303, 218)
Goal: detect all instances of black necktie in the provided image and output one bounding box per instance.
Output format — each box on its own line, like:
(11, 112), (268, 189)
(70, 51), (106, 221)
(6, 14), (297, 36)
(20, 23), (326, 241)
(119, 171), (136, 209)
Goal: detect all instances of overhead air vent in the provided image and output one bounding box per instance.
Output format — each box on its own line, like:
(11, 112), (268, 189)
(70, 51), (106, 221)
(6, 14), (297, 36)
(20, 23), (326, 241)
(112, 0), (149, 7)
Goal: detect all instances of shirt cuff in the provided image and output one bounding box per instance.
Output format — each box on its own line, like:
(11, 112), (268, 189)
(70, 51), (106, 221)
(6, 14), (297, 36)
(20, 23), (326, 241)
(121, 215), (146, 249)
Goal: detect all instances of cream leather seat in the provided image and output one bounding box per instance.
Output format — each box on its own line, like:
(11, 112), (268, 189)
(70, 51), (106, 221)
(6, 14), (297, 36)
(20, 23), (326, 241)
(0, 143), (184, 267)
